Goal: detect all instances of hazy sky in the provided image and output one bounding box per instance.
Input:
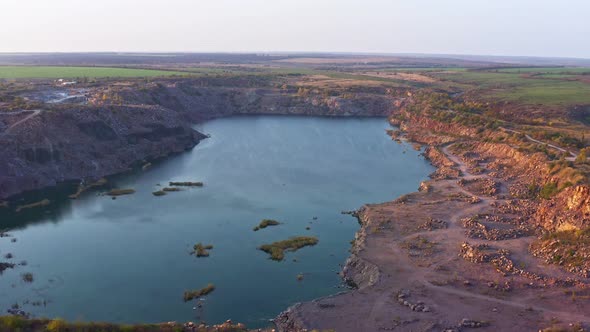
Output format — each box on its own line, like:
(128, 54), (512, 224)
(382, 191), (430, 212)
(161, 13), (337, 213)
(1, 0), (589, 58)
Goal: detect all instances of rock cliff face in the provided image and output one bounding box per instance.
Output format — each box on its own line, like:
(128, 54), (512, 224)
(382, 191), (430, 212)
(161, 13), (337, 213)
(104, 80), (396, 121)
(0, 105), (204, 199)
(534, 185), (590, 231)
(471, 142), (548, 180)
(341, 207), (380, 289)
(389, 102), (479, 145)
(0, 79), (401, 199)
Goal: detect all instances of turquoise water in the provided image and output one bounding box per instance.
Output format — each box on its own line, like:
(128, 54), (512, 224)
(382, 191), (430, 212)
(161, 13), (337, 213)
(0, 116), (432, 328)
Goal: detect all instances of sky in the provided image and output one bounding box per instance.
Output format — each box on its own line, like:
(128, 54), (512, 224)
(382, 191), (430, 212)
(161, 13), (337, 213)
(0, 0), (589, 58)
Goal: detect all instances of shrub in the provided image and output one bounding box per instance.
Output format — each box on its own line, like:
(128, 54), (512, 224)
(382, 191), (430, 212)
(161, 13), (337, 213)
(0, 315), (26, 329)
(46, 319), (67, 332)
(575, 148), (588, 164)
(540, 182), (559, 199)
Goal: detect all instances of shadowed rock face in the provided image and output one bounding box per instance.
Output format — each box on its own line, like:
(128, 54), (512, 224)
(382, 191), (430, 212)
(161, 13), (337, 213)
(77, 121), (118, 141)
(110, 80), (397, 122)
(0, 104), (205, 199)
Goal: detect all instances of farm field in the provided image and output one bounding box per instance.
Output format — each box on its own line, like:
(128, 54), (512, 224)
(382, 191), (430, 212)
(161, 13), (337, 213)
(494, 67), (590, 74)
(379, 67), (467, 72)
(0, 66), (188, 79)
(431, 69), (590, 105)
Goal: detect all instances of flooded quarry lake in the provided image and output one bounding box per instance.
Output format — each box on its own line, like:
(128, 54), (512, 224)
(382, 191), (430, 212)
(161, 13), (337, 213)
(0, 116), (433, 328)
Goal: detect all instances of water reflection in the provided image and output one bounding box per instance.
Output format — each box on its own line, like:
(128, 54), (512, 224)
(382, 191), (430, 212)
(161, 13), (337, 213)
(0, 116), (433, 328)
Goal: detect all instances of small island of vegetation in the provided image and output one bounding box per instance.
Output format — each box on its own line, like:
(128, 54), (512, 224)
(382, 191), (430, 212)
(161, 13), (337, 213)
(169, 181), (204, 187)
(105, 189), (136, 197)
(192, 243), (214, 257)
(253, 219), (280, 231)
(162, 187), (182, 192)
(258, 236), (319, 261)
(183, 283), (215, 302)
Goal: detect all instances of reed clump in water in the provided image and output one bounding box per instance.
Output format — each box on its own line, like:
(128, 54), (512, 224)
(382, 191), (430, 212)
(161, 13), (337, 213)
(15, 199), (50, 213)
(169, 181), (203, 187)
(21, 272), (33, 283)
(253, 219), (280, 231)
(192, 243), (214, 257)
(183, 283), (215, 302)
(259, 236), (319, 261)
(106, 189), (135, 196)
(69, 178), (108, 199)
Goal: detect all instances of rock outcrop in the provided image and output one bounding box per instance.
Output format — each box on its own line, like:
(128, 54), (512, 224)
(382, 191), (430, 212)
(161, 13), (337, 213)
(341, 207), (381, 289)
(534, 185), (590, 231)
(0, 104), (204, 199)
(97, 79), (398, 121)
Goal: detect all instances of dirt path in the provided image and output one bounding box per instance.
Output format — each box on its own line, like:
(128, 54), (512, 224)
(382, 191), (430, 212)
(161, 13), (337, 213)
(1, 109), (42, 134)
(423, 279), (590, 323)
(500, 126), (578, 159)
(423, 145), (589, 323)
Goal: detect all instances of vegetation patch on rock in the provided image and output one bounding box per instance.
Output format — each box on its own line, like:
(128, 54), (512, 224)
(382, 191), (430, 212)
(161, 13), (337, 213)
(531, 228), (590, 278)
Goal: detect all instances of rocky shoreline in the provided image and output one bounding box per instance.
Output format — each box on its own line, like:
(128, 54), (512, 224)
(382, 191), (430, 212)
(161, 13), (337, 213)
(273, 97), (590, 331)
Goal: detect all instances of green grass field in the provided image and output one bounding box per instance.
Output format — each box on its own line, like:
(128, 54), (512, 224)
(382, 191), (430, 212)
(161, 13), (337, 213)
(433, 70), (590, 105)
(495, 81), (590, 105)
(436, 71), (534, 87)
(494, 67), (590, 74)
(380, 67), (467, 72)
(0, 66), (188, 79)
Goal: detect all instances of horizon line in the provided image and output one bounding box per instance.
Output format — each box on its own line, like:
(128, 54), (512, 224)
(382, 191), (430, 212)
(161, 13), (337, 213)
(0, 51), (588, 61)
